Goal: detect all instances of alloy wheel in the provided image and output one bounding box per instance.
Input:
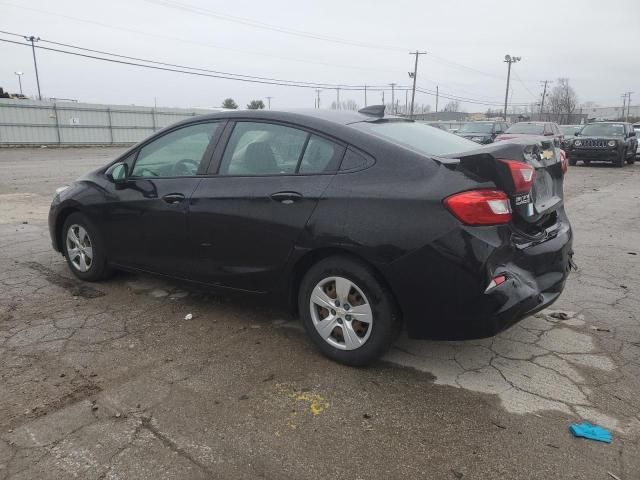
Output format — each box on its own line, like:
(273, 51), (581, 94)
(66, 224), (93, 272)
(309, 276), (373, 350)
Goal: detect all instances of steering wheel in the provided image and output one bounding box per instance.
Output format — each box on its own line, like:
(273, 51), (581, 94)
(173, 158), (200, 176)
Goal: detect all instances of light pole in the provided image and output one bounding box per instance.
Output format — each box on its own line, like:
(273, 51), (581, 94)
(266, 96), (272, 109)
(503, 54), (521, 120)
(14, 72), (24, 95)
(24, 36), (42, 100)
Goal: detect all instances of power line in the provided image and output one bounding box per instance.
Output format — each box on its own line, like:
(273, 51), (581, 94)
(144, 0), (406, 52)
(0, 35), (388, 91)
(0, 1), (404, 76)
(144, 0), (515, 82)
(1, 31), (526, 107)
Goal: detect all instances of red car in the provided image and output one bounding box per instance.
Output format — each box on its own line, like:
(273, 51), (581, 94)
(495, 122), (564, 147)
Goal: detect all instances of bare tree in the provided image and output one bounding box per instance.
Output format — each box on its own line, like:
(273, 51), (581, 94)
(443, 101), (460, 112)
(548, 78), (578, 123)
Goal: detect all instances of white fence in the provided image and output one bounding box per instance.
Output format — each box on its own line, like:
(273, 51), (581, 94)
(0, 99), (217, 146)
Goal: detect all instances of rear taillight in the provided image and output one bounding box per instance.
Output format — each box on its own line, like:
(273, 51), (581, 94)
(498, 159), (536, 193)
(560, 149), (568, 174)
(444, 189), (512, 226)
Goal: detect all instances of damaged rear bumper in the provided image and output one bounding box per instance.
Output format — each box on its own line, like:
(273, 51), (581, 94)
(383, 210), (573, 340)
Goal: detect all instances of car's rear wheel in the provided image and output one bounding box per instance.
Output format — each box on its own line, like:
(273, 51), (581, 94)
(298, 256), (399, 366)
(62, 212), (111, 281)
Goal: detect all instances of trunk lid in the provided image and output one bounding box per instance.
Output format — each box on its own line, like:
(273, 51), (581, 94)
(443, 138), (564, 231)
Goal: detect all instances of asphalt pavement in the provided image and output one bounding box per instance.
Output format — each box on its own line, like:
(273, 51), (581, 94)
(0, 147), (639, 479)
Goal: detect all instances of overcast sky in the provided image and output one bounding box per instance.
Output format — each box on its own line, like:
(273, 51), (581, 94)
(1, 0), (638, 111)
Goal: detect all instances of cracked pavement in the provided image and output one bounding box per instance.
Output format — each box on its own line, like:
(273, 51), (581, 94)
(0, 148), (639, 479)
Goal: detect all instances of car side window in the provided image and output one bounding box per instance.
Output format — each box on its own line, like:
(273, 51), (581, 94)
(299, 135), (345, 174)
(131, 122), (220, 178)
(219, 122), (308, 176)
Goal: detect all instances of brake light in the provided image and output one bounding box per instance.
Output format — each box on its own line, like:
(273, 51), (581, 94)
(560, 149), (568, 174)
(499, 159), (536, 193)
(444, 189), (512, 226)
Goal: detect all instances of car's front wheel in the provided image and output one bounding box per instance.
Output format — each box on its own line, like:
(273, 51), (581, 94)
(298, 256), (400, 366)
(613, 149), (625, 168)
(62, 212), (111, 281)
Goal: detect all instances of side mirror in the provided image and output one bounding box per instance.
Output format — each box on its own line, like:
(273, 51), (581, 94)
(106, 162), (128, 184)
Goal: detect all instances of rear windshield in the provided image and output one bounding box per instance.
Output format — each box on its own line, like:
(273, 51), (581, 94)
(458, 122), (494, 134)
(580, 123), (625, 136)
(560, 125), (581, 135)
(506, 123), (545, 134)
(351, 120), (477, 156)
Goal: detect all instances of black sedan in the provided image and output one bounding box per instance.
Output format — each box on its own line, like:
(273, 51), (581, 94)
(49, 106), (573, 366)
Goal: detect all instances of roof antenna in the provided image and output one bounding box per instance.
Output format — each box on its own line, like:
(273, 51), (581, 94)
(358, 105), (385, 117)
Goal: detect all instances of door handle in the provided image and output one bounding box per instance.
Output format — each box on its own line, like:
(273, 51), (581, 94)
(162, 193), (186, 204)
(270, 191), (303, 204)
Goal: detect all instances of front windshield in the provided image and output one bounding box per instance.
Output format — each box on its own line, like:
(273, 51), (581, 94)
(580, 124), (625, 136)
(506, 123), (545, 134)
(351, 120), (478, 156)
(458, 122), (494, 134)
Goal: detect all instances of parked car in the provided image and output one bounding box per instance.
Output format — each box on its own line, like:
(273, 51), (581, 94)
(566, 122), (637, 167)
(49, 106), (573, 366)
(495, 121), (564, 147)
(456, 121), (509, 144)
(634, 123), (640, 158)
(559, 125), (583, 151)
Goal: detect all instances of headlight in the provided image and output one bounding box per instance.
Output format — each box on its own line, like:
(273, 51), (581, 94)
(574, 140), (582, 147)
(607, 140), (616, 147)
(55, 185), (69, 195)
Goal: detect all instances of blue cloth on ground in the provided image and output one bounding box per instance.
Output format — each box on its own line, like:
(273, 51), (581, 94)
(569, 422), (612, 443)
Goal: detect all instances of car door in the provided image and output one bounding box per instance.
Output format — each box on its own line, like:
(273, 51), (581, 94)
(187, 120), (345, 292)
(99, 121), (223, 275)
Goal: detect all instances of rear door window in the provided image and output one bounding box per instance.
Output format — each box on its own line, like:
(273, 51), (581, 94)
(219, 122), (308, 176)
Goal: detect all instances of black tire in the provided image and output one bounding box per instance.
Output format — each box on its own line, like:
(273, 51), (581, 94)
(298, 255), (400, 367)
(62, 212), (111, 282)
(568, 158), (577, 166)
(626, 156), (635, 165)
(582, 160), (590, 165)
(613, 150), (625, 168)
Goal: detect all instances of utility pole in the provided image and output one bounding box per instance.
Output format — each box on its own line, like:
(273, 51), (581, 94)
(503, 54), (521, 120)
(624, 92), (633, 121)
(389, 83), (397, 114)
(364, 85), (367, 107)
(314, 90), (321, 109)
(621, 93), (627, 121)
(408, 51), (427, 118)
(25, 36), (42, 100)
(435, 85), (439, 113)
(14, 72), (24, 95)
(266, 96), (272, 109)
(336, 88), (340, 110)
(381, 90), (384, 104)
(539, 80), (552, 116)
